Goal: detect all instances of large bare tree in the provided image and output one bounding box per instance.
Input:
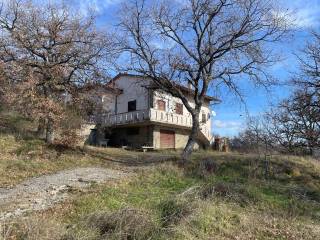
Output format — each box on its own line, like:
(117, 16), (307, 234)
(270, 89), (320, 154)
(293, 31), (320, 96)
(118, 0), (289, 162)
(264, 108), (297, 153)
(0, 0), (114, 143)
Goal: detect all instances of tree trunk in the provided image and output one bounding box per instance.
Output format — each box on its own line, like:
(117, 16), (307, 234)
(181, 112), (200, 165)
(45, 117), (55, 144)
(37, 117), (46, 138)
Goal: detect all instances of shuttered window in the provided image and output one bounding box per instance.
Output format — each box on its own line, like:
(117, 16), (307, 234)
(175, 103), (183, 115)
(157, 100), (166, 111)
(202, 113), (206, 123)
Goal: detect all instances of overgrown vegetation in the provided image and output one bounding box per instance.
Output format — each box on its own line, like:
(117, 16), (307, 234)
(4, 151), (319, 239)
(0, 106), (319, 240)
(0, 110), (177, 187)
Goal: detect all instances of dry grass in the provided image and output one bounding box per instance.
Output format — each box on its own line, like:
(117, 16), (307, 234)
(0, 134), (111, 187)
(1, 110), (320, 239)
(0, 110), (178, 187)
(173, 200), (320, 240)
(0, 204), (69, 240)
(2, 152), (320, 239)
(0, 134), (178, 187)
(57, 152), (320, 240)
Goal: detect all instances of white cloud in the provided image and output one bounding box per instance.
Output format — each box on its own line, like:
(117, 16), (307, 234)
(66, 0), (123, 16)
(278, 0), (320, 28)
(211, 119), (244, 137)
(287, 8), (320, 28)
(212, 120), (242, 130)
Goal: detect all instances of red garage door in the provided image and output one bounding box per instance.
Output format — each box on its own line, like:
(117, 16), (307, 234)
(160, 130), (175, 149)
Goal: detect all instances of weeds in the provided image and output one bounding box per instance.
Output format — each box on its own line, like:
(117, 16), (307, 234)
(158, 198), (191, 226)
(56, 153), (320, 239)
(1, 117), (320, 239)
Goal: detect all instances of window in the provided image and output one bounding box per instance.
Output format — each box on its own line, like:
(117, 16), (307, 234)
(175, 103), (183, 115)
(202, 113), (206, 123)
(128, 100), (136, 112)
(157, 99), (166, 111)
(127, 127), (139, 135)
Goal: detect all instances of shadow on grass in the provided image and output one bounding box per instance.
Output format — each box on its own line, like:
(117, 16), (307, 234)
(83, 147), (179, 166)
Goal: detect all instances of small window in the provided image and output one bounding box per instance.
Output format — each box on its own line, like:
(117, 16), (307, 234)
(202, 113), (206, 123)
(128, 100), (136, 112)
(127, 127), (139, 135)
(157, 100), (166, 111)
(175, 103), (183, 115)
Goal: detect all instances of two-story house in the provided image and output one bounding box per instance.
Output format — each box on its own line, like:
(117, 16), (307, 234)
(84, 73), (218, 149)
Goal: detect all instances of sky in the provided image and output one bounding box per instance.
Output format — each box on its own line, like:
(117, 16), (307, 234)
(68, 0), (320, 137)
(21, 0), (320, 137)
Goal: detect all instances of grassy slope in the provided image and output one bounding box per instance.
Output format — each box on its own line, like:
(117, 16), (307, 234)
(0, 133), (178, 187)
(8, 152), (319, 240)
(1, 111), (320, 239)
(0, 111), (178, 187)
(60, 153), (320, 240)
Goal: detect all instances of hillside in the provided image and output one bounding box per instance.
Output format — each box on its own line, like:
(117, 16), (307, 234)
(55, 153), (320, 240)
(0, 111), (178, 187)
(0, 112), (320, 239)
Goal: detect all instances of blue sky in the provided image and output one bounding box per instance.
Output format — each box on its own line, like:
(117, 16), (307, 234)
(64, 0), (320, 137)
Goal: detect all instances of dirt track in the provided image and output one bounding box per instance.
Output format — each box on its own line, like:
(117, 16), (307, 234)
(0, 167), (128, 220)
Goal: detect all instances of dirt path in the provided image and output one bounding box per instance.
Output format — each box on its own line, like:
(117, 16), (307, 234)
(0, 167), (129, 221)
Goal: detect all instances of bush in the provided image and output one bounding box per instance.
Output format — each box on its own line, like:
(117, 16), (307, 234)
(54, 107), (84, 147)
(55, 129), (80, 147)
(199, 181), (257, 206)
(186, 157), (218, 179)
(158, 198), (191, 226)
(84, 208), (158, 240)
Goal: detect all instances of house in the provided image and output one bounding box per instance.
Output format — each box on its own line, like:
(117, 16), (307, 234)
(82, 73), (219, 149)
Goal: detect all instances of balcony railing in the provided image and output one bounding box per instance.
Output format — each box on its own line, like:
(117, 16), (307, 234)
(90, 109), (212, 141)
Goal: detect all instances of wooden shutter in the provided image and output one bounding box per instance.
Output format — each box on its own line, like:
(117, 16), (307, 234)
(175, 103), (183, 115)
(157, 100), (166, 111)
(202, 113), (206, 123)
(160, 130), (175, 149)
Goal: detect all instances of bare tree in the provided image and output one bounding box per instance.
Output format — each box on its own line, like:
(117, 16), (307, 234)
(264, 108), (297, 153)
(293, 31), (320, 95)
(276, 90), (320, 154)
(242, 88), (320, 156)
(0, 0), (114, 143)
(271, 30), (320, 154)
(117, 0), (289, 162)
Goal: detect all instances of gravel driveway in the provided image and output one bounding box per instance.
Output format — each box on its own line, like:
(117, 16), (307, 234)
(0, 167), (129, 220)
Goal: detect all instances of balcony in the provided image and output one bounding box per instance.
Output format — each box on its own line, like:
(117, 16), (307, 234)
(90, 109), (212, 141)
